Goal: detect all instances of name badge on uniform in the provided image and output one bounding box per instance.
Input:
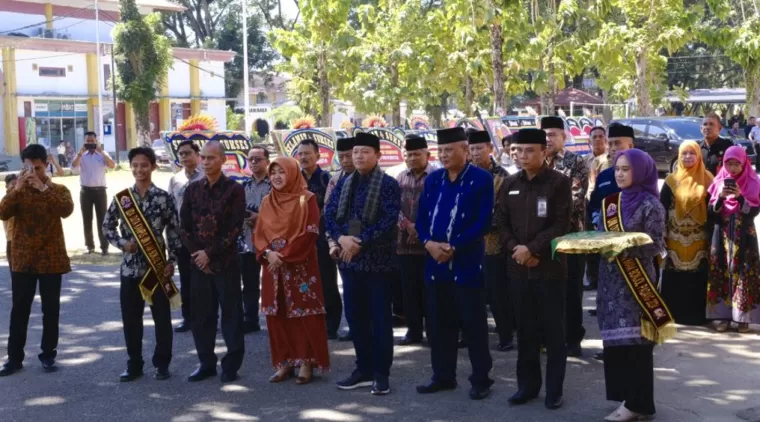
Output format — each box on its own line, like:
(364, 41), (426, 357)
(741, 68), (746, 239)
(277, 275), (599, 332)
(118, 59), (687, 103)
(509, 190), (520, 195)
(537, 197), (548, 217)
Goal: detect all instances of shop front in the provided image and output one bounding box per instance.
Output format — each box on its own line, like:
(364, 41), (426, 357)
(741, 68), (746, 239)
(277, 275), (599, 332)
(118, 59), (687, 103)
(33, 99), (88, 151)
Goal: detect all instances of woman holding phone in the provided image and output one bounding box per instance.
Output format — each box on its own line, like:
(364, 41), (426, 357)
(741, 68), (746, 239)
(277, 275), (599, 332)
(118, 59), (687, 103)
(707, 146), (760, 333)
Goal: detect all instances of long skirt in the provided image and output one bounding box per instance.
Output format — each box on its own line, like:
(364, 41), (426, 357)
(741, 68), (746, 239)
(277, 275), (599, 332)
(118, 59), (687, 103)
(266, 281), (330, 371)
(604, 344), (655, 416)
(660, 268), (708, 326)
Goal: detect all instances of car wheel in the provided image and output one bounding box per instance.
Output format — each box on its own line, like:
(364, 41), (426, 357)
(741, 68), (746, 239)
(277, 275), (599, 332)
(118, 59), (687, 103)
(669, 157), (677, 174)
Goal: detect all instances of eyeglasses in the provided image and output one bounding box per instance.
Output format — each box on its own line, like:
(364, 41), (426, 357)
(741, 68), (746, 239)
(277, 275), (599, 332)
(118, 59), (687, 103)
(248, 157), (266, 163)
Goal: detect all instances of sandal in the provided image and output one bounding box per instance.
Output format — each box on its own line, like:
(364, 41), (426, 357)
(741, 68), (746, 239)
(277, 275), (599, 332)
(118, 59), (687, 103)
(269, 367), (292, 383)
(715, 321), (730, 333)
(295, 365), (313, 385)
(737, 323), (750, 333)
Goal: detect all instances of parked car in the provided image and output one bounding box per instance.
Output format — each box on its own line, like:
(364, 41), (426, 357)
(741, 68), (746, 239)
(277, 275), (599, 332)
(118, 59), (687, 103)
(151, 139), (172, 165)
(610, 117), (756, 173)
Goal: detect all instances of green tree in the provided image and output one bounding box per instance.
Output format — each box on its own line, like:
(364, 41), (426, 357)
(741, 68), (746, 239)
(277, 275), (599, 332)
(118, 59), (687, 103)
(270, 0), (356, 127)
(585, 0), (700, 115)
(701, 0), (760, 116)
(114, 0), (173, 145)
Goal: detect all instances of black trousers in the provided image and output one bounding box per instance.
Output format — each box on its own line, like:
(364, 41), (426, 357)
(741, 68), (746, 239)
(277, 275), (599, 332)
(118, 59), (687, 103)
(80, 187), (108, 252)
(239, 252), (262, 325)
(565, 254), (586, 347)
(317, 239), (342, 335)
(177, 246), (193, 322)
(58, 154), (67, 167)
(513, 278), (567, 398)
(428, 283), (493, 388)
(120, 275), (172, 370)
(604, 345), (656, 415)
(391, 270), (404, 318)
(485, 254), (514, 345)
(7, 273), (62, 363)
(190, 265), (245, 374)
(399, 255), (429, 340)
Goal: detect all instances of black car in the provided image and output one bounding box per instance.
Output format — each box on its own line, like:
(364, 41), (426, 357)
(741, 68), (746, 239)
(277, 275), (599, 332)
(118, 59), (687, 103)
(611, 117), (756, 173)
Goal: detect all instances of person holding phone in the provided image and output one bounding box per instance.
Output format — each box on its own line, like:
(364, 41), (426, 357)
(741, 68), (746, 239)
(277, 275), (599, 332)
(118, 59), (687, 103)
(707, 146), (760, 333)
(0, 144), (74, 376)
(72, 131), (116, 255)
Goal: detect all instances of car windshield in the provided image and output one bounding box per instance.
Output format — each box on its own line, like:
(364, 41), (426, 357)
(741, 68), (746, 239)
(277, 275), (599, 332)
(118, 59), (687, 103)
(663, 120), (705, 140)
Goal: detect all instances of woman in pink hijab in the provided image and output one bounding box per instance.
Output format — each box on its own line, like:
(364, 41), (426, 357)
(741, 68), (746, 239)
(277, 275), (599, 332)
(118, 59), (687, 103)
(707, 145), (760, 333)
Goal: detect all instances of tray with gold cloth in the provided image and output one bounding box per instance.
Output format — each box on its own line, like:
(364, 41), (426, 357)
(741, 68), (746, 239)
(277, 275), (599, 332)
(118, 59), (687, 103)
(551, 231), (653, 260)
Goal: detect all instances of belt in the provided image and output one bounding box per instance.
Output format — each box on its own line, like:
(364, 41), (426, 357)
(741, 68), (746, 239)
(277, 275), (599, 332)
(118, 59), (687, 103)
(81, 186), (107, 190)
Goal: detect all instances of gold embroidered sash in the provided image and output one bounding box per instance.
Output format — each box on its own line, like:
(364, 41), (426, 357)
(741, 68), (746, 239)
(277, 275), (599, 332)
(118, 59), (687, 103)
(115, 189), (181, 309)
(602, 192), (675, 344)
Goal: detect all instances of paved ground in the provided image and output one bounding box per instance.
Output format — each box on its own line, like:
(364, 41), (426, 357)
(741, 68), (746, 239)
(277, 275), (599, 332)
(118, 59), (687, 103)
(0, 171), (759, 421)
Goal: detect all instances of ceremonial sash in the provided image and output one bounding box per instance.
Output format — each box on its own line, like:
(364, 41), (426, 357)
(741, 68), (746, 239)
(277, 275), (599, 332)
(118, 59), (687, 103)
(602, 192), (675, 344)
(115, 189), (182, 309)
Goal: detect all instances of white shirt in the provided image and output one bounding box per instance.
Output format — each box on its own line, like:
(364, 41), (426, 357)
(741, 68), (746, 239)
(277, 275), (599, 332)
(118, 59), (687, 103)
(168, 167), (204, 216)
(750, 126), (760, 142)
(77, 151), (108, 187)
(57, 144), (66, 155)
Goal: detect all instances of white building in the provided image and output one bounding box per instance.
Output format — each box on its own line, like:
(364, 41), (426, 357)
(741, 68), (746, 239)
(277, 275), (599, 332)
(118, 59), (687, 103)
(0, 0), (235, 161)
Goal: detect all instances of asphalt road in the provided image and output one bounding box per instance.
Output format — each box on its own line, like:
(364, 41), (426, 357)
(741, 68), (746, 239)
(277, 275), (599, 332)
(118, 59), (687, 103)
(0, 170), (759, 422)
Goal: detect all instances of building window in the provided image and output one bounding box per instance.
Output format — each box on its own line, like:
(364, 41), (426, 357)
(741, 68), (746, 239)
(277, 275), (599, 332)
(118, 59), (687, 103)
(39, 67), (66, 77)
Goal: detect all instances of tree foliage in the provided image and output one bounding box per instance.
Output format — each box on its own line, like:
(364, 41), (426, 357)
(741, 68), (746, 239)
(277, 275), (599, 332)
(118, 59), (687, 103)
(114, 0), (173, 144)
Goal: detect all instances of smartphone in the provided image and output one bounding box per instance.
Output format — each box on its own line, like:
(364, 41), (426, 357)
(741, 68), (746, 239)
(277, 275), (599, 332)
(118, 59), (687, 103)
(724, 178), (736, 188)
(22, 163), (32, 173)
(85, 143), (97, 150)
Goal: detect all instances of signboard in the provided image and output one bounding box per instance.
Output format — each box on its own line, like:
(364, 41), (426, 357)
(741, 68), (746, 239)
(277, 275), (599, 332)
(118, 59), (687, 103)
(419, 131), (439, 161)
(352, 127), (405, 167)
(33, 100), (88, 117)
(162, 131), (253, 182)
(270, 128), (337, 170)
(484, 117), (510, 150)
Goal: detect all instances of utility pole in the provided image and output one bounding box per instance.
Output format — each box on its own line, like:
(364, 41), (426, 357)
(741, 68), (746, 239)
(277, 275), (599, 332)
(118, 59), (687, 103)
(111, 44), (119, 164)
(94, 0), (105, 141)
(242, 0), (250, 135)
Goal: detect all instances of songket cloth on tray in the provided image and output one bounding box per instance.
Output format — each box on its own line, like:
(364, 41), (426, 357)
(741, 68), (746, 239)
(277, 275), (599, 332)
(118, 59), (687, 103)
(551, 231), (653, 261)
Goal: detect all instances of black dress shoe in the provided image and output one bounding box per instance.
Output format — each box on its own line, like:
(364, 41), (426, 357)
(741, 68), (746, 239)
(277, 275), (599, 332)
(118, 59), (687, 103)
(119, 369), (143, 382)
(588, 309), (597, 317)
(40, 358), (58, 373)
(416, 380), (457, 394)
(392, 315), (405, 327)
(338, 332), (352, 342)
(545, 395), (563, 409)
(0, 361), (23, 377)
(469, 385), (491, 400)
(174, 321), (192, 333)
(567, 344), (583, 357)
(154, 367), (171, 381)
(396, 336), (422, 346)
(327, 331), (338, 340)
(583, 283), (597, 291)
(497, 341), (514, 352)
(593, 351), (604, 361)
(221, 372), (238, 383)
(187, 367), (217, 382)
(508, 389), (539, 406)
(243, 322), (261, 334)
(101, 249), (109, 256)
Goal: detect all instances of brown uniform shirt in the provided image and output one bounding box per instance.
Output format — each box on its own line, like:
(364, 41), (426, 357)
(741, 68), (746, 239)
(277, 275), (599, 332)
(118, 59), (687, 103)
(0, 183), (74, 274)
(495, 166), (572, 281)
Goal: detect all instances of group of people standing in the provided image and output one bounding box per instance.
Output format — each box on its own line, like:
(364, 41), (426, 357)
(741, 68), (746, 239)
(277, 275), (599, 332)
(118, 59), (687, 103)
(1, 112), (759, 422)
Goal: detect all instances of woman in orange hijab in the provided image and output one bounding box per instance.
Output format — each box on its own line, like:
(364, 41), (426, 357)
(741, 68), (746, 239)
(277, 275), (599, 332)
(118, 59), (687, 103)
(660, 141), (714, 326)
(254, 156), (330, 384)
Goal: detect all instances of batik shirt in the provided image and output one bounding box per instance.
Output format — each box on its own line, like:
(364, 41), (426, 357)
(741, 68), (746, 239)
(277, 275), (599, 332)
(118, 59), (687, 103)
(547, 148), (588, 233)
(324, 172), (401, 273)
(238, 175), (271, 254)
(103, 184), (182, 278)
(396, 164), (434, 256)
(416, 163), (494, 287)
(483, 157), (509, 256)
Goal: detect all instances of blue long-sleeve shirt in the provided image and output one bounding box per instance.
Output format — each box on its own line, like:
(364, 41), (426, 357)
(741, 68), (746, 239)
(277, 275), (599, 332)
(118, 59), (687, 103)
(324, 171), (400, 273)
(587, 166), (620, 229)
(416, 163), (494, 288)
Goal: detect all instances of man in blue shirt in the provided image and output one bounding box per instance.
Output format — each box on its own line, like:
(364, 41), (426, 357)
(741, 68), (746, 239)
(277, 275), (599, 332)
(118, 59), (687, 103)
(298, 139), (342, 339)
(414, 127), (495, 400)
(325, 132), (401, 396)
(587, 124), (635, 229)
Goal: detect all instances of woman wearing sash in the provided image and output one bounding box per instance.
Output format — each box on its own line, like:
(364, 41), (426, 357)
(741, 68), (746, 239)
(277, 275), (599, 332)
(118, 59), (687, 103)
(706, 146), (760, 333)
(660, 141), (713, 326)
(598, 149), (668, 422)
(254, 156), (330, 384)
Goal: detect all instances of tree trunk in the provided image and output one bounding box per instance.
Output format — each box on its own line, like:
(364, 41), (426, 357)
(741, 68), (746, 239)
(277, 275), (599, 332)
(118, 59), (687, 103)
(390, 65), (401, 126)
(464, 74), (474, 116)
(318, 50), (330, 128)
(634, 50), (653, 116)
(135, 108), (152, 147)
(489, 22), (506, 115)
(601, 89), (614, 123)
(745, 62), (760, 117)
